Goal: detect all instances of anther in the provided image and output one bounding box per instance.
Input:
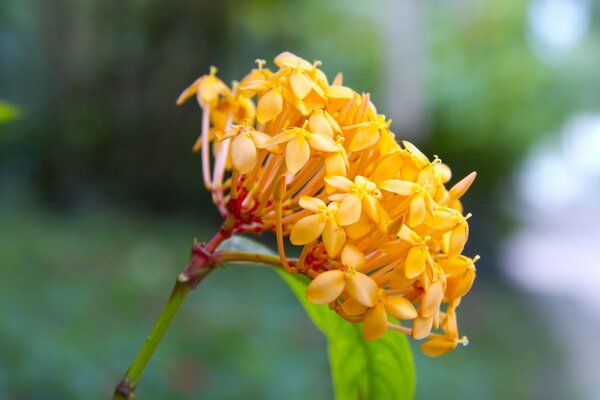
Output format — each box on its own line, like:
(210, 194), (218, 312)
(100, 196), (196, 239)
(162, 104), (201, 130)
(255, 59), (266, 69)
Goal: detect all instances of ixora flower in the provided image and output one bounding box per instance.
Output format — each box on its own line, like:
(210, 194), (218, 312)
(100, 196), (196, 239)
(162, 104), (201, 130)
(114, 52), (478, 399)
(176, 52), (478, 356)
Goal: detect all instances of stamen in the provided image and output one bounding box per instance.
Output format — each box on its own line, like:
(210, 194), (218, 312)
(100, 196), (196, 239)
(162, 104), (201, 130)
(209, 66), (218, 77)
(255, 59), (266, 69)
(456, 336), (469, 346)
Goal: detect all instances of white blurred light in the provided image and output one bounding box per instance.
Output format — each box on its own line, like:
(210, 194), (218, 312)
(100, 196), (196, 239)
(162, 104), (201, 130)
(527, 0), (589, 58)
(518, 113), (600, 214)
(563, 114), (600, 174)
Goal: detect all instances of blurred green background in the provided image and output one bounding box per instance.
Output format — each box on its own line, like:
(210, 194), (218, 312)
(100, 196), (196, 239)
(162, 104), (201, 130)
(2, 0), (599, 398)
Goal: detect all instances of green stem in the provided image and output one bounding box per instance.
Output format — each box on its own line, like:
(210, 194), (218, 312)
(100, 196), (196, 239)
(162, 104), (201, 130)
(113, 218), (235, 399)
(112, 218), (290, 399)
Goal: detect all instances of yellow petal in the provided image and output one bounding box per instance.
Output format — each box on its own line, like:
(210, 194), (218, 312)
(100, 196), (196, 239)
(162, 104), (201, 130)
(341, 244), (365, 269)
(337, 193), (362, 226)
(306, 270), (345, 304)
(257, 88), (283, 124)
(429, 210), (459, 231)
(449, 171), (477, 201)
(309, 111), (333, 137)
(434, 163), (452, 183)
(363, 195), (380, 223)
(285, 135), (310, 174)
(290, 69), (312, 99)
(341, 297), (368, 316)
(420, 280), (444, 318)
(324, 175), (353, 192)
(446, 267), (476, 300)
(298, 196), (327, 213)
(412, 315), (434, 339)
(290, 214), (326, 245)
(274, 51), (313, 70)
(325, 153), (347, 177)
(326, 85), (354, 99)
(344, 214), (371, 239)
(384, 296), (417, 320)
(176, 77), (201, 105)
(345, 271), (377, 307)
(323, 110), (342, 134)
(363, 303), (388, 341)
(249, 130), (273, 148)
(230, 134), (256, 174)
(322, 220), (346, 257)
(420, 336), (457, 357)
(258, 129), (296, 148)
(307, 133), (339, 153)
(402, 140), (429, 165)
(379, 179), (416, 196)
(448, 222), (468, 257)
(405, 246), (426, 279)
(408, 193), (426, 227)
(350, 124), (380, 152)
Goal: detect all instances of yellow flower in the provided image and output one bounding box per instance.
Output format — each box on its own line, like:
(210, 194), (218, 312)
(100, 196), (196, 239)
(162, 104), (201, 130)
(179, 52), (478, 356)
(216, 125), (273, 174)
(325, 175), (384, 226)
(258, 121), (339, 174)
(306, 244), (378, 307)
(290, 196), (346, 257)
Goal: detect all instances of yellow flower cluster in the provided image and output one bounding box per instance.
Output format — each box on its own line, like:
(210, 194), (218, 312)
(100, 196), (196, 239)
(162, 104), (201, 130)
(178, 52), (478, 356)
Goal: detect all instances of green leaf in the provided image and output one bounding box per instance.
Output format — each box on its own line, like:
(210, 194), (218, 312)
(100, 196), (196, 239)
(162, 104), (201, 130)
(277, 271), (416, 400)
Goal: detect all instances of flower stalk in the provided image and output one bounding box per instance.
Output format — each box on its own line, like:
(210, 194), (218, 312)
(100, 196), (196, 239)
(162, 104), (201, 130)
(112, 217), (287, 400)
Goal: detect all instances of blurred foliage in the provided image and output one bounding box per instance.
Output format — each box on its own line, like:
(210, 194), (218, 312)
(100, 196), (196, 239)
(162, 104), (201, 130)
(1, 0), (599, 398)
(0, 100), (20, 124)
(0, 197), (572, 399)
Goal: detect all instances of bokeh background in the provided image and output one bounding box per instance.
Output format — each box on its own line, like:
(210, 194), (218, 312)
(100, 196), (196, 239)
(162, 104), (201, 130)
(2, 0), (600, 398)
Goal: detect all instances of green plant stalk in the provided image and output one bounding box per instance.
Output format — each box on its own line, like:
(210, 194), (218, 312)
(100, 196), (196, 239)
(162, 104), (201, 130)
(112, 219), (234, 399)
(111, 218), (289, 399)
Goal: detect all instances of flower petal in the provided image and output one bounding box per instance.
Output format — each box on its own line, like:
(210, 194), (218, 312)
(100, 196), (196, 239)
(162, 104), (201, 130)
(448, 222), (468, 257)
(420, 280), (444, 318)
(408, 193), (426, 227)
(363, 195), (380, 223)
(285, 135), (310, 174)
(309, 111), (334, 137)
(306, 270), (345, 304)
(411, 315), (434, 339)
(379, 179), (416, 196)
(290, 214), (326, 245)
(344, 214), (371, 239)
(322, 220), (346, 258)
(324, 175), (353, 192)
(257, 88), (283, 124)
(337, 193), (362, 226)
(405, 246), (426, 279)
(298, 196), (327, 212)
(384, 296), (418, 320)
(341, 244), (365, 269)
(363, 303), (388, 341)
(350, 124), (380, 152)
(345, 271), (377, 307)
(230, 134), (256, 174)
(290, 69), (312, 99)
(341, 297), (368, 316)
(307, 133), (339, 153)
(420, 336), (457, 357)
(325, 153), (347, 177)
